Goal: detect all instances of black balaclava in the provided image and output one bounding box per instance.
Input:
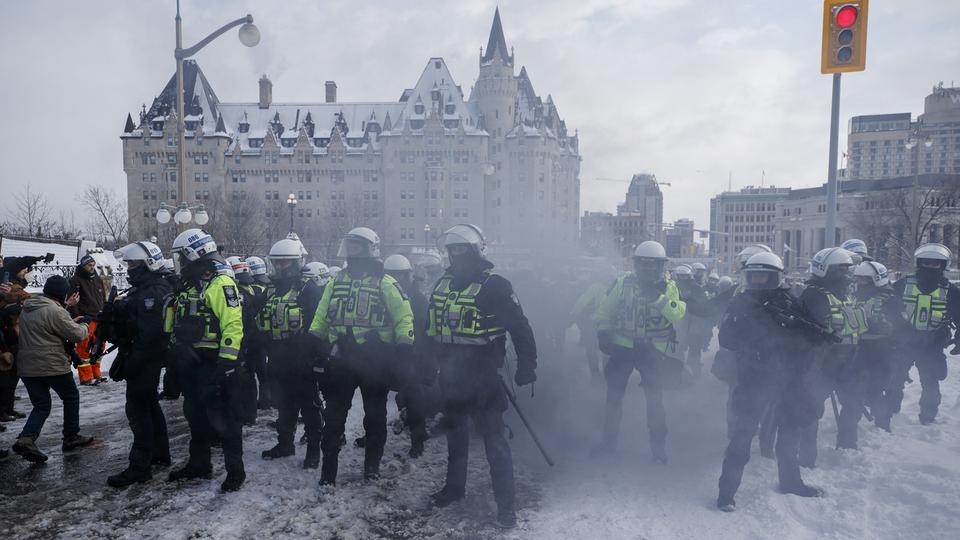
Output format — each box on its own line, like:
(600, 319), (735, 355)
(449, 250), (487, 280)
(181, 257), (216, 284)
(916, 260), (944, 291)
(127, 264), (154, 286)
(236, 272), (254, 285)
(821, 266), (852, 297)
(346, 257), (383, 278)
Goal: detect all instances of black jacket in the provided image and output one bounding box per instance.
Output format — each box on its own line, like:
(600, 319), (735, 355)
(889, 275), (960, 347)
(125, 273), (173, 370)
(440, 259), (538, 368)
(719, 287), (816, 373)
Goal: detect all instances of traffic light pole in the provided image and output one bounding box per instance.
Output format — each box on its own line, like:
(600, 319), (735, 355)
(825, 72), (841, 248)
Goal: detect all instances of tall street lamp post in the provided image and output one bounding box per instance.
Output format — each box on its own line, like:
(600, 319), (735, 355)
(168, 0), (260, 230)
(287, 193), (298, 233)
(424, 224), (431, 251)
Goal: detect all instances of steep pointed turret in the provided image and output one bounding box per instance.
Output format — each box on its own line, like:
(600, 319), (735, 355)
(124, 113), (136, 133)
(481, 7), (513, 67)
(214, 113), (227, 134)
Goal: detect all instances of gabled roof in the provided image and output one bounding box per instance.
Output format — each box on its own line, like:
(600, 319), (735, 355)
(394, 58), (482, 132)
(481, 7), (513, 67)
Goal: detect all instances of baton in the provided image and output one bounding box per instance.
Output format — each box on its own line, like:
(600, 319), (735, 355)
(500, 378), (555, 467)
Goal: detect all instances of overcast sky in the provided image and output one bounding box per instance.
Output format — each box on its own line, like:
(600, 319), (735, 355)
(1, 0), (958, 233)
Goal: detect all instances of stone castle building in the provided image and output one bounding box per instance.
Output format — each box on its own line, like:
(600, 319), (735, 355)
(121, 9), (581, 256)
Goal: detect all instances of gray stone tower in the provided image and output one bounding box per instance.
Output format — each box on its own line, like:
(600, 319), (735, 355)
(473, 8), (516, 138)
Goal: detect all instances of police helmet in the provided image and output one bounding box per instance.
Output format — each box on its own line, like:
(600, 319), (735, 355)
(171, 228), (218, 262)
(841, 239), (871, 264)
(914, 243), (951, 271)
(854, 261), (890, 288)
(245, 256), (268, 276)
(302, 261), (331, 286)
(384, 254), (413, 272)
(736, 244), (773, 269)
(809, 247), (855, 278)
(743, 252), (783, 291)
(337, 227), (380, 259)
(114, 241), (165, 273)
(269, 238), (306, 280)
(438, 224), (486, 257)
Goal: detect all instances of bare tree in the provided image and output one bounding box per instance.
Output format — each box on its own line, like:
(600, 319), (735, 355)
(49, 209), (84, 240)
(848, 179), (960, 271)
(7, 184), (54, 236)
(79, 185), (128, 247)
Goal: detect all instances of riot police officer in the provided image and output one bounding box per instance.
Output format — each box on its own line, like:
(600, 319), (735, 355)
(799, 247), (868, 463)
(841, 238), (872, 265)
(716, 252), (825, 511)
(594, 240), (686, 464)
(674, 264), (713, 380)
(259, 239), (325, 469)
(309, 227), (415, 484)
(245, 256), (273, 408)
(165, 229), (246, 492)
(384, 253), (433, 458)
(890, 243), (960, 425)
(225, 257), (267, 426)
(426, 224), (537, 529)
(853, 261), (900, 431)
(107, 241), (173, 488)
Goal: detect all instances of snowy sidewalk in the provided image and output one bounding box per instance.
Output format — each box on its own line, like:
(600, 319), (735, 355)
(2, 350), (959, 539)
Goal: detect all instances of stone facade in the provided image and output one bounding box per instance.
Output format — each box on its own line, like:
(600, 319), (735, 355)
(121, 9), (579, 257)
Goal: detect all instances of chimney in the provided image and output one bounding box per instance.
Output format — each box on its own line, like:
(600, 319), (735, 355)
(325, 81), (337, 103)
(259, 75), (272, 109)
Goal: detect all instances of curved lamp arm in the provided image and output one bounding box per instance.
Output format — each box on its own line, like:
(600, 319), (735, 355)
(176, 14), (253, 59)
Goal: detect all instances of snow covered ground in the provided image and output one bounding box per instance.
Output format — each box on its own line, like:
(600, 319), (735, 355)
(2, 342), (960, 539)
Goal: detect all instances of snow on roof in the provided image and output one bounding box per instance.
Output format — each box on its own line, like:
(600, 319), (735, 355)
(0, 237), (81, 266)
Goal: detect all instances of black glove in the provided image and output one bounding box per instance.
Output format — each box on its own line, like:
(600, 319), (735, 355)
(215, 361), (239, 386)
(514, 359), (537, 387)
(597, 330), (615, 356)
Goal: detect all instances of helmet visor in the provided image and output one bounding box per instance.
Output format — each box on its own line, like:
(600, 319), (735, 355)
(634, 258), (664, 281)
(744, 269), (779, 290)
(337, 237), (373, 258)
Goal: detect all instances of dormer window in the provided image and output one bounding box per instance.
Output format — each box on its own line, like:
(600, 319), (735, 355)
(185, 120), (198, 131)
(415, 103), (425, 115)
(249, 138), (263, 148)
(152, 121), (164, 131)
(431, 89), (441, 102)
(410, 120), (424, 130)
(445, 103), (455, 115)
(239, 121), (249, 134)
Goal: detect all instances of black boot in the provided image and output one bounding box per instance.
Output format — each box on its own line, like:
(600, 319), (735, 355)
(364, 463), (380, 481)
(409, 437), (425, 459)
(496, 506), (517, 529)
(152, 456), (172, 467)
(781, 483), (824, 498)
(12, 437), (48, 463)
(320, 457), (338, 486)
(717, 495), (736, 512)
(107, 468), (152, 489)
(221, 470), (246, 492)
(62, 433), (94, 451)
(431, 486), (465, 507)
(261, 443), (295, 460)
(303, 446), (320, 469)
(167, 465), (212, 482)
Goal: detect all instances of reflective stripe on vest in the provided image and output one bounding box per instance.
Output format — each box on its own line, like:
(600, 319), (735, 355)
(326, 273), (390, 340)
(815, 286), (867, 345)
(614, 274), (673, 348)
(172, 284), (220, 349)
(259, 285), (305, 341)
(428, 271), (505, 345)
(902, 276), (948, 331)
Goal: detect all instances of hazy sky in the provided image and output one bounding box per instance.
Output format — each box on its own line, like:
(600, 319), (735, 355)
(1, 0), (958, 233)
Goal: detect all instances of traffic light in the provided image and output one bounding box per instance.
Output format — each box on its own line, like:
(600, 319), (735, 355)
(821, 0), (869, 74)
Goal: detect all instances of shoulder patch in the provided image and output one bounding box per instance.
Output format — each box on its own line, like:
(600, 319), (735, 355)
(143, 298), (156, 311)
(223, 285), (240, 308)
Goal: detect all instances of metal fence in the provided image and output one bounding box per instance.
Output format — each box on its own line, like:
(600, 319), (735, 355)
(24, 264), (129, 292)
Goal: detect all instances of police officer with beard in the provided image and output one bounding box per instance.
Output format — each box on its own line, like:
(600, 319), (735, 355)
(426, 224), (536, 529)
(310, 227), (415, 484)
(259, 239), (324, 469)
(890, 243), (960, 425)
(717, 252), (825, 511)
(165, 229), (246, 492)
(107, 241), (173, 488)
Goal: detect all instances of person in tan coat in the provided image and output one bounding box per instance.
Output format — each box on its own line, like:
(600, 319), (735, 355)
(12, 275), (95, 463)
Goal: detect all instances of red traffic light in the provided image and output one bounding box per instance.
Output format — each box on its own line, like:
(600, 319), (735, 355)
(836, 5), (858, 28)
